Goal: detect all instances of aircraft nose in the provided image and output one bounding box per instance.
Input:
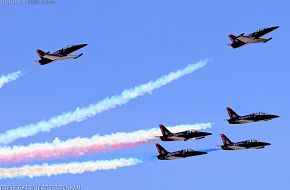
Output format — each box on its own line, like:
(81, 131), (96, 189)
(264, 142), (271, 146)
(271, 26), (279, 30)
(78, 44), (88, 48)
(272, 115), (280, 119)
(204, 132), (212, 136)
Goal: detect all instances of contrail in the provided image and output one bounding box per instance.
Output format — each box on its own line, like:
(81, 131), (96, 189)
(0, 123), (211, 164)
(0, 158), (142, 179)
(0, 60), (208, 144)
(0, 71), (22, 88)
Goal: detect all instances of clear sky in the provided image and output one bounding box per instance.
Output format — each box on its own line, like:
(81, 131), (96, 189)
(0, 0), (289, 189)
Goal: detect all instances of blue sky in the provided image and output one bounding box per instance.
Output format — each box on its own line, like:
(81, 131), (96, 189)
(0, 0), (289, 189)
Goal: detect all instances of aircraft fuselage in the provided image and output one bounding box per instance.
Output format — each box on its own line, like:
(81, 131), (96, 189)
(227, 26), (279, 48)
(221, 142), (271, 150)
(157, 150), (207, 160)
(227, 114), (279, 124)
(35, 44), (87, 65)
(159, 131), (211, 141)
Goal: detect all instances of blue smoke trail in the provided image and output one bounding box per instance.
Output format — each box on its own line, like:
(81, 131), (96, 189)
(201, 148), (221, 153)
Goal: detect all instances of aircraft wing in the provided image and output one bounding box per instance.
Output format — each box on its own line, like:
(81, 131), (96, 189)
(34, 57), (55, 65)
(237, 36), (256, 43)
(179, 152), (207, 157)
(237, 36), (269, 44)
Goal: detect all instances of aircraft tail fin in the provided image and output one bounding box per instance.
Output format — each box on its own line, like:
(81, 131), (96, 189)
(226, 107), (239, 118)
(228, 34), (238, 43)
(155, 143), (168, 155)
(220, 134), (233, 145)
(159, 124), (172, 136)
(36, 49), (45, 58)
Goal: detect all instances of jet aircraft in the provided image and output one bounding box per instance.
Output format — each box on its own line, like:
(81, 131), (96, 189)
(155, 143), (207, 160)
(220, 134), (271, 150)
(227, 26), (279, 48)
(226, 107), (279, 124)
(34, 44), (88, 65)
(157, 124), (211, 141)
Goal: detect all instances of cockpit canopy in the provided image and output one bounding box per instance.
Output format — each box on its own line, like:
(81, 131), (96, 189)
(54, 49), (64, 54)
(257, 28), (266, 32)
(184, 149), (195, 152)
(254, 112), (267, 115)
(54, 45), (75, 54)
(64, 45), (75, 49)
(185, 129), (197, 133)
(245, 139), (258, 143)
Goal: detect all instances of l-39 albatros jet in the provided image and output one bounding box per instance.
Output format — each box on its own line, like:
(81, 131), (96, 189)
(227, 26), (279, 48)
(34, 44), (88, 65)
(226, 107), (279, 124)
(157, 124), (212, 141)
(220, 134), (271, 150)
(155, 143), (207, 160)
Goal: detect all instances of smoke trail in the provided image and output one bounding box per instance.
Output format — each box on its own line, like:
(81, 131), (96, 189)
(0, 60), (208, 144)
(201, 148), (221, 153)
(0, 123), (211, 164)
(0, 158), (142, 179)
(0, 71), (22, 88)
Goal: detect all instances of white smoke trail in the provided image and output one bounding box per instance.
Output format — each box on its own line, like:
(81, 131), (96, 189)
(0, 71), (22, 88)
(0, 123), (211, 164)
(0, 60), (208, 144)
(0, 158), (142, 179)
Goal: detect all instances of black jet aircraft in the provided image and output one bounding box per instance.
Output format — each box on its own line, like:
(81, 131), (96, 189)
(226, 107), (279, 124)
(227, 26), (279, 48)
(220, 134), (271, 150)
(155, 143), (207, 160)
(34, 44), (88, 65)
(157, 124), (211, 141)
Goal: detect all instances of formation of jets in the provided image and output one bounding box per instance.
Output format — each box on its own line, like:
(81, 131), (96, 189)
(154, 25), (279, 160)
(156, 106), (279, 160)
(154, 89), (280, 160)
(33, 26), (278, 65)
(32, 25), (280, 161)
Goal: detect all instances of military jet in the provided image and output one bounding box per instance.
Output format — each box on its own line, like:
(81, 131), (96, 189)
(226, 107), (279, 124)
(157, 124), (211, 141)
(220, 134), (271, 150)
(34, 44), (88, 65)
(155, 143), (207, 160)
(227, 26), (279, 48)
